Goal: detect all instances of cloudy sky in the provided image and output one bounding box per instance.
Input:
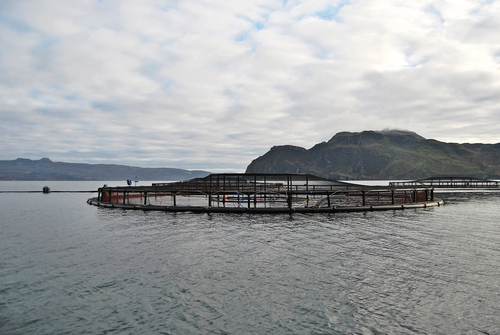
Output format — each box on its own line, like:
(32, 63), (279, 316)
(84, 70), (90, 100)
(1, 0), (499, 172)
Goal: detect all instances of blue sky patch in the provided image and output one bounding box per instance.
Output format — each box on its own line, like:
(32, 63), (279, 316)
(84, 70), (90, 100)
(91, 101), (116, 112)
(315, 1), (348, 21)
(29, 89), (56, 104)
(426, 5), (445, 23)
(315, 45), (329, 60)
(162, 80), (175, 91)
(35, 108), (62, 118)
(29, 89), (41, 99)
(32, 38), (61, 55)
(0, 14), (36, 33)
(235, 31), (249, 42)
(254, 22), (264, 30)
(64, 94), (79, 101)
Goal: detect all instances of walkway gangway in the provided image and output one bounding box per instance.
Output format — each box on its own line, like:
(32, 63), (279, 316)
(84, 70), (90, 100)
(389, 176), (499, 189)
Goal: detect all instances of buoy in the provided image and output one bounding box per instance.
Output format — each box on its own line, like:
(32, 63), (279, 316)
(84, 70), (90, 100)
(42, 186), (51, 194)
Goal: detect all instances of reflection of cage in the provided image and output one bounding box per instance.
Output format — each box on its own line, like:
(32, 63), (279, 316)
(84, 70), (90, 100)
(91, 173), (441, 213)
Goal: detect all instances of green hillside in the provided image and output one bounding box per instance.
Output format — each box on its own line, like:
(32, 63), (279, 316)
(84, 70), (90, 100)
(246, 130), (500, 180)
(0, 158), (210, 181)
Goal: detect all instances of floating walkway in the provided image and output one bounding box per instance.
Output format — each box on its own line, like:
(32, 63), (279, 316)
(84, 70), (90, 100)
(87, 173), (446, 214)
(390, 176), (500, 189)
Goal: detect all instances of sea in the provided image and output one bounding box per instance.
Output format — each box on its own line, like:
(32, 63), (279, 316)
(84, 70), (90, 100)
(1, 181), (500, 335)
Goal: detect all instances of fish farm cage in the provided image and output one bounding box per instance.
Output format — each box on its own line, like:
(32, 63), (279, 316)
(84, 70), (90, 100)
(87, 173), (443, 213)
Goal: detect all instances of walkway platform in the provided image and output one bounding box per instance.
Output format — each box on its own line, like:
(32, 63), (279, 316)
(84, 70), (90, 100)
(390, 176), (499, 189)
(87, 198), (444, 213)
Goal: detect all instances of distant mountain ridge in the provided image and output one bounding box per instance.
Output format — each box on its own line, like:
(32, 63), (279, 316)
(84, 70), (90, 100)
(246, 130), (500, 180)
(0, 158), (210, 181)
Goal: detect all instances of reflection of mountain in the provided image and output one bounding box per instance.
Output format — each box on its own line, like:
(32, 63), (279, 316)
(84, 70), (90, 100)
(0, 158), (210, 181)
(246, 130), (500, 180)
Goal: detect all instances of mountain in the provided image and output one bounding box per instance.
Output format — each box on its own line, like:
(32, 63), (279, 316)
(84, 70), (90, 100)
(245, 130), (500, 180)
(0, 158), (210, 181)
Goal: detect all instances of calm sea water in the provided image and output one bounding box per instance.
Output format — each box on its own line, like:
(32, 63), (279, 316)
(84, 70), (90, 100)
(1, 181), (500, 335)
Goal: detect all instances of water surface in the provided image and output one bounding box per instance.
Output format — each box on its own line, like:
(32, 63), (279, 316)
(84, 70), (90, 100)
(1, 182), (499, 334)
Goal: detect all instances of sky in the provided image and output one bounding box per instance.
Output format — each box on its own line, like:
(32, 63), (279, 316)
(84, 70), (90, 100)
(1, 0), (499, 172)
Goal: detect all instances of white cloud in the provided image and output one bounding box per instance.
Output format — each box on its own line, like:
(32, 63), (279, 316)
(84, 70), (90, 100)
(1, 0), (500, 171)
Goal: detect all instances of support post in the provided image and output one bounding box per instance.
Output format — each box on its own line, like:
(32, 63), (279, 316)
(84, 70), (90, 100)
(362, 191), (366, 206)
(391, 190), (395, 205)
